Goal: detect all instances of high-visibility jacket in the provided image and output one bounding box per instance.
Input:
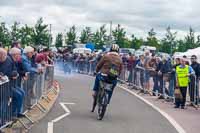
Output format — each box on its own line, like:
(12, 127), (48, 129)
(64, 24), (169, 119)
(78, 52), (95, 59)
(176, 65), (189, 87)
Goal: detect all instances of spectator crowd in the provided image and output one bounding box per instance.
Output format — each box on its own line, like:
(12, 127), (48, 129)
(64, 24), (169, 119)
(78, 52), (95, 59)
(60, 50), (200, 109)
(0, 41), (55, 128)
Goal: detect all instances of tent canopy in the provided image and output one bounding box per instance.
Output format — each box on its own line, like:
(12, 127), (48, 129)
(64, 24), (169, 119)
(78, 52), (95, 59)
(73, 48), (91, 54)
(173, 47), (200, 62)
(85, 43), (95, 51)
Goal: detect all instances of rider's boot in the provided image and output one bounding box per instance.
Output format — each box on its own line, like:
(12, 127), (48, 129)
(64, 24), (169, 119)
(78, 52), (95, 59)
(91, 95), (97, 112)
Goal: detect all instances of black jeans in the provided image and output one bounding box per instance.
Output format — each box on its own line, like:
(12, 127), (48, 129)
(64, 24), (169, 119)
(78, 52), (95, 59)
(175, 87), (187, 107)
(158, 75), (164, 94)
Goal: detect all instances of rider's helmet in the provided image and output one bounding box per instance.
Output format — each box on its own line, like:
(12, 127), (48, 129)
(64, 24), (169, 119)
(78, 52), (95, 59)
(110, 44), (119, 53)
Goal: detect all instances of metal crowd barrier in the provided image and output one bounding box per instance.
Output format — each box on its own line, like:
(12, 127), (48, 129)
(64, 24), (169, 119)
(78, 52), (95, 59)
(0, 77), (12, 129)
(119, 64), (129, 82)
(120, 65), (200, 106)
(189, 75), (199, 107)
(88, 61), (96, 75)
(0, 65), (55, 130)
(44, 65), (54, 92)
(80, 61), (96, 75)
(122, 65), (174, 98)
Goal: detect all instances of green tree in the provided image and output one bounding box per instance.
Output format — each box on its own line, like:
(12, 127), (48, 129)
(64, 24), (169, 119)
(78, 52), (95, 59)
(0, 22), (11, 46)
(177, 40), (187, 52)
(130, 34), (143, 49)
(19, 24), (34, 47)
(146, 28), (159, 48)
(79, 27), (92, 44)
(112, 24), (126, 48)
(92, 25), (107, 49)
(185, 27), (196, 50)
(32, 18), (50, 46)
(123, 38), (131, 48)
(160, 26), (177, 54)
(55, 33), (63, 48)
(10, 22), (21, 41)
(65, 25), (77, 47)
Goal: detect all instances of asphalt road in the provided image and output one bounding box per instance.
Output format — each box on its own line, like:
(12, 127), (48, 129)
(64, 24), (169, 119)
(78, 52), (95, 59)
(30, 66), (178, 133)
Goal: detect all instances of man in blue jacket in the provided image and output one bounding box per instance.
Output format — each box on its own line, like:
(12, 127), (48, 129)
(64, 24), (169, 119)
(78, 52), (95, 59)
(21, 46), (43, 107)
(22, 46), (39, 74)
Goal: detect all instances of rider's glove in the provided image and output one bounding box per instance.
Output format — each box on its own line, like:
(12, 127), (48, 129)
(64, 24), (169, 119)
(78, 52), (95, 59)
(93, 71), (97, 76)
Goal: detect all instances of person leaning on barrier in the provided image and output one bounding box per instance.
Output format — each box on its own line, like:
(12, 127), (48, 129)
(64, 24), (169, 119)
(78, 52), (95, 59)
(0, 48), (17, 78)
(149, 56), (159, 96)
(157, 56), (172, 99)
(127, 53), (136, 84)
(165, 57), (175, 101)
(22, 46), (44, 107)
(41, 48), (54, 65)
(9, 48), (28, 82)
(143, 50), (151, 92)
(89, 53), (97, 74)
(190, 55), (200, 104)
(146, 55), (155, 77)
(35, 53), (47, 67)
(0, 48), (25, 118)
(136, 55), (145, 88)
(31, 46), (39, 68)
(78, 54), (86, 73)
(175, 58), (195, 109)
(9, 48), (26, 118)
(22, 46), (43, 74)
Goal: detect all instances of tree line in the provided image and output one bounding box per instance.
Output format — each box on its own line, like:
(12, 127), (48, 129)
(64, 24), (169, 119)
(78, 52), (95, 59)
(0, 17), (200, 54)
(0, 17), (52, 48)
(56, 24), (200, 54)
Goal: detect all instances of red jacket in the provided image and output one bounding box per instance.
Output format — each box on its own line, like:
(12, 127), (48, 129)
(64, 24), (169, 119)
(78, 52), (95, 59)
(127, 56), (135, 71)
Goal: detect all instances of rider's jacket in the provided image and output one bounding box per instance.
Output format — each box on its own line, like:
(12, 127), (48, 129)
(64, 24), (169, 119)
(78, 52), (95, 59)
(96, 52), (123, 75)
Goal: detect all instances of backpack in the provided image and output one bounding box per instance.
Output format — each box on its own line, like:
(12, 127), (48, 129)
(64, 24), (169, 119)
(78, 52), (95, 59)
(107, 64), (119, 80)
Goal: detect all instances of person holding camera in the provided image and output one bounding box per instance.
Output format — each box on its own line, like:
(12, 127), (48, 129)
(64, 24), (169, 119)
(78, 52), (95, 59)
(0, 48), (25, 118)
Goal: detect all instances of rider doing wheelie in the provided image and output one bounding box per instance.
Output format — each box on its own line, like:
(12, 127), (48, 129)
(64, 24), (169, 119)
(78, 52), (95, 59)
(91, 44), (123, 112)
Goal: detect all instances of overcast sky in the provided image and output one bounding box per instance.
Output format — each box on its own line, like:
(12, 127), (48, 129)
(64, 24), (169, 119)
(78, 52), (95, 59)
(0, 0), (199, 39)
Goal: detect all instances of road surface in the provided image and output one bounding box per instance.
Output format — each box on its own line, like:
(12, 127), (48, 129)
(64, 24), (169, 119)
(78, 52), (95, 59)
(30, 65), (178, 133)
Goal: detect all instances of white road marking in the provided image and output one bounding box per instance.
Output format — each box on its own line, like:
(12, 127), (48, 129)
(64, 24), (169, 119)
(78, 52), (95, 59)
(118, 85), (186, 133)
(47, 122), (53, 133)
(47, 102), (75, 133)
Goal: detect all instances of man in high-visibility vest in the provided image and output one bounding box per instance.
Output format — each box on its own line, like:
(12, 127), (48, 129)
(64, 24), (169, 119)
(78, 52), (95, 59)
(175, 58), (195, 109)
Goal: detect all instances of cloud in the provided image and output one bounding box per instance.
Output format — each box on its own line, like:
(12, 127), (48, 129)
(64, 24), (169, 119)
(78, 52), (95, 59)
(0, 0), (199, 40)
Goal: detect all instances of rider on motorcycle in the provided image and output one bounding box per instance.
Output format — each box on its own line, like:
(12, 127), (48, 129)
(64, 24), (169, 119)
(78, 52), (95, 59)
(91, 44), (123, 112)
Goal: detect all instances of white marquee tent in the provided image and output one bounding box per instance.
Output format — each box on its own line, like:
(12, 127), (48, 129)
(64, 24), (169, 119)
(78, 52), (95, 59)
(174, 47), (200, 62)
(73, 48), (92, 54)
